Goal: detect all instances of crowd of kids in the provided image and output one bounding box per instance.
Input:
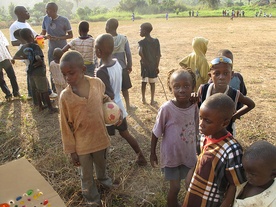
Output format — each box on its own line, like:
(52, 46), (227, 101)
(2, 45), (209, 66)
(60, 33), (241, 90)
(1, 5), (275, 207)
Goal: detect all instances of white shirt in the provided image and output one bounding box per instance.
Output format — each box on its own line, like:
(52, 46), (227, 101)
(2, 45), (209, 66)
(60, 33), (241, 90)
(0, 30), (12, 62)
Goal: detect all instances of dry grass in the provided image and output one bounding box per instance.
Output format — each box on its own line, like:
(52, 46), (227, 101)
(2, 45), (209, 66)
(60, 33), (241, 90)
(0, 17), (276, 206)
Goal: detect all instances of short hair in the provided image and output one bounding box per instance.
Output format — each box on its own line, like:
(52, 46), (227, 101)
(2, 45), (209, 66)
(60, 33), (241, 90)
(201, 93), (235, 120)
(244, 141), (276, 164)
(141, 22), (153, 33)
(14, 6), (25, 15)
(106, 18), (118, 30)
(13, 29), (22, 40)
(19, 28), (32, 41)
(53, 48), (63, 60)
(79, 21), (89, 33)
(217, 49), (233, 62)
(47, 2), (58, 12)
(167, 68), (196, 92)
(60, 51), (84, 67)
(95, 33), (114, 56)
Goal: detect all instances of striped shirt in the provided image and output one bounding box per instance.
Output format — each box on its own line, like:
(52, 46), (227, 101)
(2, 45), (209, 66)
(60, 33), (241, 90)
(183, 133), (246, 207)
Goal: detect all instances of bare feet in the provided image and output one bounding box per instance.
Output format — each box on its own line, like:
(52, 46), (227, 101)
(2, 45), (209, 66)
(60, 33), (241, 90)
(142, 98), (146, 104)
(150, 100), (157, 106)
(136, 153), (147, 166)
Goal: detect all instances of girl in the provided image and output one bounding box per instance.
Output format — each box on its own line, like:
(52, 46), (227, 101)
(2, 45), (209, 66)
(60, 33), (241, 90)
(150, 68), (198, 207)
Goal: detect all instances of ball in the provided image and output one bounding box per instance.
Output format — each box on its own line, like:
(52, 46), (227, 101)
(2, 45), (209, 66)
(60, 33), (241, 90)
(103, 102), (121, 125)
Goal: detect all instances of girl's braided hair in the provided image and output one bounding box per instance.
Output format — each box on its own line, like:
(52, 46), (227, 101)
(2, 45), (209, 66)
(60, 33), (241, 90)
(167, 68), (196, 92)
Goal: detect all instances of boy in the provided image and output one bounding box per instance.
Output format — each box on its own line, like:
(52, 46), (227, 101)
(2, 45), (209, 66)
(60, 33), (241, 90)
(95, 33), (147, 166)
(59, 51), (112, 207)
(49, 48), (66, 102)
(183, 93), (246, 207)
(198, 56), (255, 135)
(233, 140), (276, 207)
(179, 37), (209, 91)
(105, 18), (134, 111)
(0, 30), (21, 101)
(62, 21), (97, 77)
(13, 28), (58, 114)
(138, 22), (161, 105)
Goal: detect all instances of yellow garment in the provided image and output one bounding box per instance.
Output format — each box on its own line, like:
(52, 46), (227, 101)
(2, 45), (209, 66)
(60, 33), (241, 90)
(179, 37), (209, 91)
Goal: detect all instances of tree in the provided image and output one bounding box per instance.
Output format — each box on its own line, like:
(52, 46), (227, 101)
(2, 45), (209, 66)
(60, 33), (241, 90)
(118, 0), (147, 12)
(0, 6), (8, 21)
(74, 0), (82, 7)
(8, 3), (16, 20)
(199, 0), (220, 9)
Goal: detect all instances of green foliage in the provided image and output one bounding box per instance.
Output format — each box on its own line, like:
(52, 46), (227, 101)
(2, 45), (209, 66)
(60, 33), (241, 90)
(118, 0), (147, 12)
(8, 3), (16, 20)
(0, 6), (8, 21)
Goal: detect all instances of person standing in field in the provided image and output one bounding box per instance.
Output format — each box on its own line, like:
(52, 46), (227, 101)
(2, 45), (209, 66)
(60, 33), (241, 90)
(138, 22), (161, 105)
(40, 2), (73, 92)
(179, 37), (209, 91)
(151, 68), (198, 207)
(62, 21), (97, 77)
(105, 18), (135, 111)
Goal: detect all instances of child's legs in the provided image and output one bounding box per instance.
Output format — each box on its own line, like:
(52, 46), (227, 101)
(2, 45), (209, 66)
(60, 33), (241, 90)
(141, 81), (147, 103)
(0, 66), (12, 98)
(2, 59), (19, 95)
(168, 180), (181, 207)
(122, 68), (132, 108)
(78, 154), (101, 205)
(150, 83), (155, 103)
(93, 148), (112, 188)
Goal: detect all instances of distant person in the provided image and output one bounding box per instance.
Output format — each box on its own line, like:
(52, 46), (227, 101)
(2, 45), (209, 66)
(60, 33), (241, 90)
(198, 56), (255, 135)
(105, 18), (134, 111)
(62, 21), (97, 77)
(179, 37), (209, 91)
(41, 2), (73, 92)
(13, 28), (58, 114)
(166, 13), (169, 20)
(138, 22), (161, 105)
(95, 34), (147, 166)
(131, 12), (135, 21)
(59, 51), (113, 207)
(183, 93), (247, 207)
(0, 30), (21, 101)
(151, 68), (198, 207)
(233, 140), (276, 207)
(49, 48), (66, 103)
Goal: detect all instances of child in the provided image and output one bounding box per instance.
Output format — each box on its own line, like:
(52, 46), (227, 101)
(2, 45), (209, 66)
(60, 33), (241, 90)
(95, 33), (147, 166)
(233, 140), (276, 207)
(13, 28), (58, 113)
(62, 21), (97, 77)
(105, 18), (134, 111)
(59, 51), (113, 207)
(179, 37), (209, 91)
(150, 68), (198, 207)
(49, 48), (66, 102)
(183, 93), (247, 207)
(138, 22), (161, 105)
(198, 56), (255, 135)
(0, 30), (21, 101)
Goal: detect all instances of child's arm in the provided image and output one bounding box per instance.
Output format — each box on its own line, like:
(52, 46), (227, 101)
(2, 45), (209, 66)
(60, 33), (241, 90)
(150, 133), (159, 168)
(13, 46), (27, 60)
(125, 40), (132, 73)
(62, 44), (71, 53)
(232, 93), (255, 121)
(221, 184), (236, 207)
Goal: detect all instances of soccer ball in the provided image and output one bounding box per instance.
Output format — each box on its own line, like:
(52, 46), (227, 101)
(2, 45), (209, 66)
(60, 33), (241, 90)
(103, 102), (121, 125)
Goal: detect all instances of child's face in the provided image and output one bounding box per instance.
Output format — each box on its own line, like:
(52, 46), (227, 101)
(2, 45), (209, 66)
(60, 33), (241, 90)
(199, 105), (228, 138)
(170, 73), (193, 105)
(60, 61), (85, 87)
(95, 41), (101, 58)
(209, 63), (233, 91)
(139, 26), (146, 37)
(243, 157), (274, 187)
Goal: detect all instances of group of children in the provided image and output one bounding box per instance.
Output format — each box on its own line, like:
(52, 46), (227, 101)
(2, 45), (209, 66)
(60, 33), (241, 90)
(2, 13), (275, 206)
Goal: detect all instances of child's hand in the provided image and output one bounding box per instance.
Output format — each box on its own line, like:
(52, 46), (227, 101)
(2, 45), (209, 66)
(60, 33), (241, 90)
(114, 109), (123, 126)
(127, 67), (132, 74)
(189, 92), (198, 104)
(150, 153), (158, 168)
(11, 59), (15, 64)
(156, 68), (160, 75)
(70, 152), (80, 166)
(33, 56), (43, 68)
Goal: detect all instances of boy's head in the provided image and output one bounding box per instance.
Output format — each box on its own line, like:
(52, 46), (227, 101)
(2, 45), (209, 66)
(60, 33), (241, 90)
(19, 28), (34, 43)
(60, 51), (86, 87)
(140, 23), (153, 37)
(53, 48), (63, 63)
(199, 93), (234, 138)
(105, 18), (118, 33)
(46, 2), (58, 18)
(167, 68), (196, 105)
(14, 6), (30, 20)
(217, 49), (233, 63)
(209, 56), (233, 91)
(95, 33), (114, 59)
(78, 21), (89, 34)
(243, 141), (276, 187)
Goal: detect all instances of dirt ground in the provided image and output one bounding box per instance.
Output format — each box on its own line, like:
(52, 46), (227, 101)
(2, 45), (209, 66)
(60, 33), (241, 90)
(0, 17), (276, 206)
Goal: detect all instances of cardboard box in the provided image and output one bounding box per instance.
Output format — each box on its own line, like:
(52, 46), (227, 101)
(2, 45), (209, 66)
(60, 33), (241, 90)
(0, 158), (66, 207)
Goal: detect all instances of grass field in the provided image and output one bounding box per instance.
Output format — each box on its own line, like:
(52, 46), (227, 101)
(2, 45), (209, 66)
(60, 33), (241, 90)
(0, 17), (276, 206)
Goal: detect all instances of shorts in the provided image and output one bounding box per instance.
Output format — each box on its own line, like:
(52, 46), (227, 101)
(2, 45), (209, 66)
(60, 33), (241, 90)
(122, 68), (132, 91)
(161, 165), (190, 181)
(106, 118), (128, 136)
(30, 75), (48, 93)
(142, 77), (157, 83)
